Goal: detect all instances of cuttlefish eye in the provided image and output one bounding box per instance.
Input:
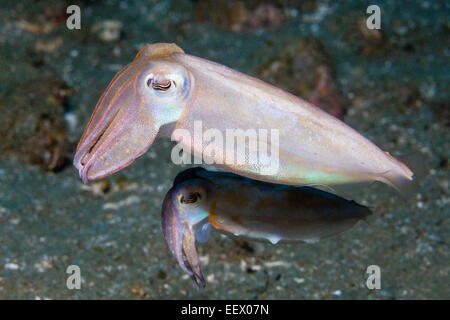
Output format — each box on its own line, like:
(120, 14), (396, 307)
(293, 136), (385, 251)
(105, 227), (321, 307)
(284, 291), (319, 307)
(179, 191), (202, 205)
(146, 77), (175, 92)
(139, 60), (191, 97)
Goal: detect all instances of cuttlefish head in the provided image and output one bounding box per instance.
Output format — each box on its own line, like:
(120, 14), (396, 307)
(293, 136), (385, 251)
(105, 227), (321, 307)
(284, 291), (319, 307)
(161, 169), (215, 289)
(74, 43), (193, 183)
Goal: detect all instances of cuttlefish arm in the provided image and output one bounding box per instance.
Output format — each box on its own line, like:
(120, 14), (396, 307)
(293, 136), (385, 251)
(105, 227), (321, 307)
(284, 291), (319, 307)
(74, 44), (190, 183)
(161, 168), (372, 288)
(74, 43), (413, 193)
(161, 177), (210, 289)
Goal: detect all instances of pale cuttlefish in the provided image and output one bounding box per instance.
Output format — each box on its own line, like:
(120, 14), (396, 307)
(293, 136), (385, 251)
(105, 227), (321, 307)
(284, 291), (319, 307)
(161, 167), (372, 289)
(73, 43), (414, 194)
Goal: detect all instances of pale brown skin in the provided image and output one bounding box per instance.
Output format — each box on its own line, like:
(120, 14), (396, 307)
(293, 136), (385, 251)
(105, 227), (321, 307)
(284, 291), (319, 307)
(74, 43), (413, 193)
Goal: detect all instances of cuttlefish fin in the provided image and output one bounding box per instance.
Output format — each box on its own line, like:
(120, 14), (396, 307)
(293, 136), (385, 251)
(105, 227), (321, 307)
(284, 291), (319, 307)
(377, 162), (417, 198)
(380, 151), (425, 198)
(134, 43), (184, 61)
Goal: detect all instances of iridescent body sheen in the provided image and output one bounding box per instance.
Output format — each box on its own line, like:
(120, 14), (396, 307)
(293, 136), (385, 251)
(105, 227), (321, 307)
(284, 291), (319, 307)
(74, 43), (413, 193)
(161, 168), (372, 288)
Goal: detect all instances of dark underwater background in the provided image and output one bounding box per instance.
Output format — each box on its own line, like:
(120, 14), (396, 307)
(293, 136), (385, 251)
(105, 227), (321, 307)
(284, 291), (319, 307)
(0, 0), (448, 299)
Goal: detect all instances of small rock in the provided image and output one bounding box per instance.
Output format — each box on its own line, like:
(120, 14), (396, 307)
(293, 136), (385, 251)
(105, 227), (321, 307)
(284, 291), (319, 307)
(263, 260), (291, 268)
(92, 20), (123, 42)
(16, 20), (57, 34)
(246, 3), (284, 30)
(332, 290), (342, 296)
(102, 195), (141, 210)
(35, 37), (63, 53)
(294, 277), (305, 284)
(4, 263), (19, 271)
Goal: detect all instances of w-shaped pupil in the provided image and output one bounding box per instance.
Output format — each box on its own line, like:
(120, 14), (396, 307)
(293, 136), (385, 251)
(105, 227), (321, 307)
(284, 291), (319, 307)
(180, 192), (200, 204)
(149, 78), (172, 91)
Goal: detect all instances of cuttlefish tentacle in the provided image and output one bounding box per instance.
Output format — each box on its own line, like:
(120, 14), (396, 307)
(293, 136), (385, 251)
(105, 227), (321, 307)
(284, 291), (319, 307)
(74, 42), (413, 194)
(161, 167), (372, 288)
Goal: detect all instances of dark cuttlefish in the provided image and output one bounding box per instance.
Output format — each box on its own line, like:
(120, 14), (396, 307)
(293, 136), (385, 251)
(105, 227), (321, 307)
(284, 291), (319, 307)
(161, 168), (371, 288)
